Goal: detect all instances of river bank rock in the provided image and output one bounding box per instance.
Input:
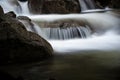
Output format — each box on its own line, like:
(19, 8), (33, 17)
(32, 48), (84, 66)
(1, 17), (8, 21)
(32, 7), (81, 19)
(0, 6), (53, 64)
(28, 0), (80, 14)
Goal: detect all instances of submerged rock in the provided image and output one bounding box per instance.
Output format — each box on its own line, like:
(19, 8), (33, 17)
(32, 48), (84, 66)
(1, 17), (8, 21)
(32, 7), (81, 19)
(0, 6), (53, 64)
(28, 0), (80, 14)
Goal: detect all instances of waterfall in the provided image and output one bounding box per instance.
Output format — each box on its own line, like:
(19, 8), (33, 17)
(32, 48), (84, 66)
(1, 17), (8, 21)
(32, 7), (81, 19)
(0, 0), (120, 53)
(79, 0), (96, 11)
(0, 0), (30, 15)
(0, 0), (21, 14)
(43, 26), (91, 40)
(27, 13), (120, 52)
(18, 1), (30, 15)
(18, 19), (46, 38)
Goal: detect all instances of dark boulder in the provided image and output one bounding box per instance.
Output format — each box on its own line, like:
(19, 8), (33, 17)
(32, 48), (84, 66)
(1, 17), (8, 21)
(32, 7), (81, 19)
(0, 11), (53, 64)
(5, 11), (16, 18)
(95, 0), (120, 9)
(0, 6), (4, 16)
(0, 6), (4, 23)
(28, 0), (80, 14)
(17, 16), (31, 21)
(94, 0), (110, 8)
(110, 0), (120, 9)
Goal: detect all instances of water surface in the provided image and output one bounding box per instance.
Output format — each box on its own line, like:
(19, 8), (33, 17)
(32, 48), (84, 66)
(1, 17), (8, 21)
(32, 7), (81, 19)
(0, 51), (120, 80)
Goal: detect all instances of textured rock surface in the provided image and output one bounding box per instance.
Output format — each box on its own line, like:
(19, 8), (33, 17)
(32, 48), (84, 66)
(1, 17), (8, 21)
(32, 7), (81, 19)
(28, 0), (80, 14)
(0, 6), (53, 64)
(5, 11), (17, 18)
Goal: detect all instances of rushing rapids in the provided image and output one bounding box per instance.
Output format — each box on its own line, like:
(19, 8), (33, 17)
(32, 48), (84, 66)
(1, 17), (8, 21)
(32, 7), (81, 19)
(0, 0), (120, 53)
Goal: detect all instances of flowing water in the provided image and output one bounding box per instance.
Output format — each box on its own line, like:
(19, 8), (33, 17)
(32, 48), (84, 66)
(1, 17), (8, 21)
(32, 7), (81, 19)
(79, 0), (96, 11)
(18, 1), (30, 15)
(0, 0), (120, 80)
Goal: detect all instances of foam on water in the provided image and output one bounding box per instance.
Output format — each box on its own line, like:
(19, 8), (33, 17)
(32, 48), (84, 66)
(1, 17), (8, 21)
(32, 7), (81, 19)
(49, 31), (120, 53)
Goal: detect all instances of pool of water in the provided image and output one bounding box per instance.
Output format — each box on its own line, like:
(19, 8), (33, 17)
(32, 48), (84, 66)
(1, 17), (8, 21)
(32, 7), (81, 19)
(0, 51), (120, 80)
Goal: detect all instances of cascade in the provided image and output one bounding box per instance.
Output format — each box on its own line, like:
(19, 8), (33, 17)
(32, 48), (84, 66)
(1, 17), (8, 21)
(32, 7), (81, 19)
(18, 19), (46, 38)
(79, 0), (96, 11)
(0, 0), (120, 52)
(18, 1), (30, 15)
(0, 0), (21, 14)
(43, 26), (91, 40)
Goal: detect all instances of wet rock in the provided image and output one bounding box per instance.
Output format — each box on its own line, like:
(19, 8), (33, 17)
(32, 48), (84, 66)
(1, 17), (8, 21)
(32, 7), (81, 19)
(0, 11), (53, 64)
(17, 16), (31, 21)
(37, 19), (89, 28)
(5, 11), (16, 18)
(17, 16), (37, 33)
(28, 0), (80, 14)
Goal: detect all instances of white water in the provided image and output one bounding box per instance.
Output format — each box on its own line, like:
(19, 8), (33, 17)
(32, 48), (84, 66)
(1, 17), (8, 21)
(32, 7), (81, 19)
(18, 1), (30, 15)
(27, 13), (120, 53)
(43, 26), (91, 40)
(79, 0), (96, 11)
(18, 19), (46, 38)
(0, 0), (21, 14)
(0, 0), (120, 53)
(49, 31), (120, 53)
(28, 13), (120, 33)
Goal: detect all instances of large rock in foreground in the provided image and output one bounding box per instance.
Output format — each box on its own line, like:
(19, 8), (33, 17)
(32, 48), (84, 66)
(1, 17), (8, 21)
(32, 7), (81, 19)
(0, 7), (53, 64)
(28, 0), (80, 14)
